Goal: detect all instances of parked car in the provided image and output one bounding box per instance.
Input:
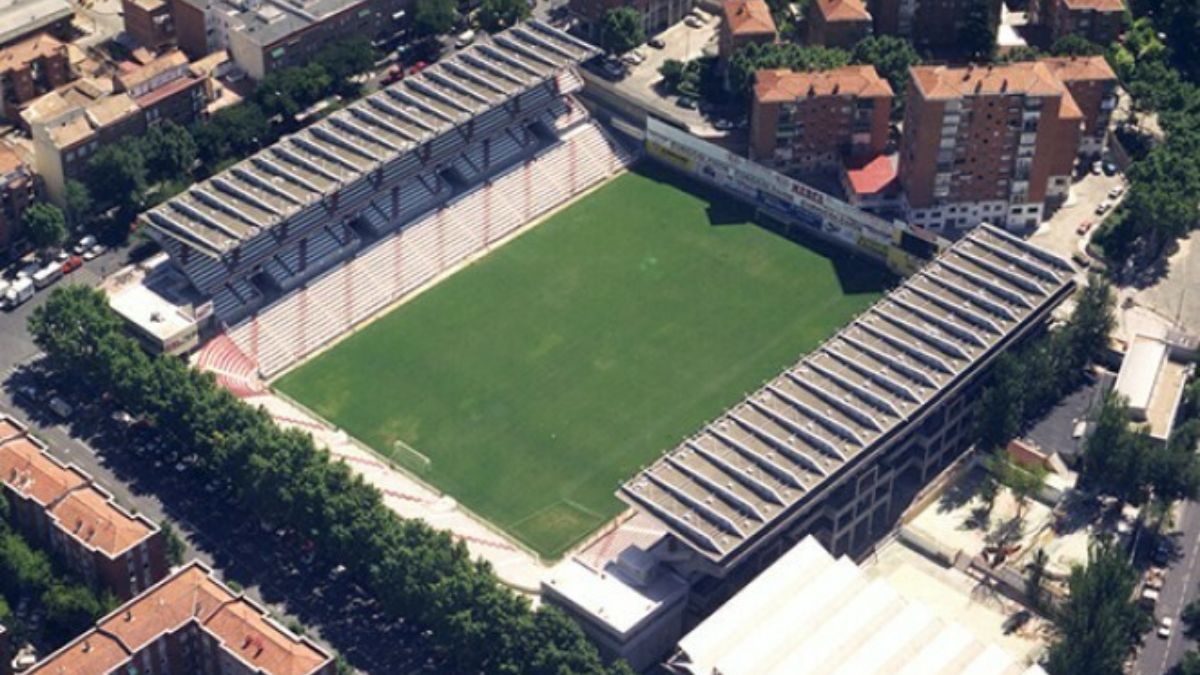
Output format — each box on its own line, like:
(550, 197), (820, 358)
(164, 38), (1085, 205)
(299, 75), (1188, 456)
(61, 255), (83, 274)
(1108, 185), (1124, 199)
(713, 118), (734, 131)
(685, 15), (703, 27)
(1076, 220), (1093, 235)
(1091, 161), (1103, 175)
(621, 49), (646, 66)
(455, 30), (476, 49)
(1158, 616), (1173, 639)
(73, 235), (97, 254)
(676, 95), (697, 109)
(1095, 200), (1112, 215)
(48, 395), (73, 419)
(32, 261), (62, 289)
(600, 58), (626, 80)
(4, 277), (33, 308)
(648, 37), (666, 49)
(1103, 161), (1118, 176)
(83, 243), (106, 260)
(1072, 252), (1091, 269)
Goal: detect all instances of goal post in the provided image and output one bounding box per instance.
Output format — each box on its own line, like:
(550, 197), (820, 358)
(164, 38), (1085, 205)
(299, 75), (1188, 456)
(392, 438), (432, 475)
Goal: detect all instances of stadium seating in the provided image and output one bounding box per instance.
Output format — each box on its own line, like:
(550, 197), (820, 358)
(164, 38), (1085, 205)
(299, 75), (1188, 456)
(225, 121), (636, 378)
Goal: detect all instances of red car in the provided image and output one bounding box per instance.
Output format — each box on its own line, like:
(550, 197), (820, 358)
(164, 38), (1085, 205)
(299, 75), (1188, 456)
(61, 255), (83, 274)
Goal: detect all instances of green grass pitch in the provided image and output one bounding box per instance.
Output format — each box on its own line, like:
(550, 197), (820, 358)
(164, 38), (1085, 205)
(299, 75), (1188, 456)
(275, 164), (892, 558)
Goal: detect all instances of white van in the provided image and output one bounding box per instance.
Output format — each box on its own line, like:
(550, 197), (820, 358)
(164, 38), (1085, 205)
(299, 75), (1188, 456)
(32, 261), (62, 289)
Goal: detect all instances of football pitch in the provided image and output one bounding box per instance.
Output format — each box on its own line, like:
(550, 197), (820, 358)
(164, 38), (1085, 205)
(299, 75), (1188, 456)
(275, 164), (892, 558)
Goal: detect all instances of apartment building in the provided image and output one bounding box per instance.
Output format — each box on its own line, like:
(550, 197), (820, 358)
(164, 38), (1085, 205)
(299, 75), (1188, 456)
(1041, 55), (1117, 157)
(898, 62), (1082, 231)
(0, 623), (9, 675)
(0, 33), (71, 120)
(1031, 0), (1124, 46)
(23, 78), (145, 204)
(569, 0), (694, 42)
(115, 49), (209, 126)
(173, 0), (410, 80)
(122, 0), (177, 52)
(0, 140), (39, 255)
(750, 65), (892, 171)
(807, 0), (872, 48)
(718, 0), (775, 70)
(30, 561), (336, 675)
(870, 0), (1001, 48)
(0, 417), (168, 600)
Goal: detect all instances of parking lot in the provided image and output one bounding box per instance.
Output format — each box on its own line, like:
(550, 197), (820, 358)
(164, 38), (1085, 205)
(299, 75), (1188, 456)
(1029, 166), (1126, 261)
(585, 10), (724, 134)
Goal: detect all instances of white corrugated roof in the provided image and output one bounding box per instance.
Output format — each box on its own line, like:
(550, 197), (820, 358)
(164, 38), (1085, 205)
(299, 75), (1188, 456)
(1114, 334), (1167, 415)
(670, 537), (1049, 675)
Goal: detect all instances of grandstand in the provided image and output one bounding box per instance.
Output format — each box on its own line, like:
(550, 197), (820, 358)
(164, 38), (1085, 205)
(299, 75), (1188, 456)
(141, 21), (625, 378)
(617, 224), (1075, 570)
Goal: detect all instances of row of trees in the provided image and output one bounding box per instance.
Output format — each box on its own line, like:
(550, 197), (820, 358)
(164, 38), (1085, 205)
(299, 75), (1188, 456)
(724, 37), (921, 115)
(0, 499), (116, 651)
(27, 285), (631, 674)
(1090, 6), (1200, 265)
(1045, 538), (1150, 675)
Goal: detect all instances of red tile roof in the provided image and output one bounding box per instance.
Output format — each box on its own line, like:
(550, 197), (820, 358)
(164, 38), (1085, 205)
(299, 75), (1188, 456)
(754, 65), (893, 103)
(722, 0), (777, 36)
(844, 154), (898, 195)
(814, 0), (871, 22)
(911, 62), (1067, 100)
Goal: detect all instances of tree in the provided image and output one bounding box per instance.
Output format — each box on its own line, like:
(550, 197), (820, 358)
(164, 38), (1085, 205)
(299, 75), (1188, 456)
(727, 42), (851, 96)
(1045, 538), (1147, 675)
(1080, 391), (1145, 503)
(64, 181), (93, 231)
(600, 7), (645, 56)
(412, 0), (457, 38)
(960, 0), (998, 62)
(258, 63), (333, 121)
(141, 121), (197, 183)
(1025, 547), (1049, 610)
(41, 583), (109, 643)
(975, 353), (1027, 450)
(1048, 34), (1104, 56)
(478, 0), (530, 32)
(161, 521), (187, 567)
(192, 104), (270, 166)
(86, 143), (148, 213)
(851, 36), (921, 115)
(314, 38), (377, 93)
(659, 59), (686, 92)
(1176, 651), (1200, 675)
(1183, 596), (1200, 640)
(22, 203), (67, 252)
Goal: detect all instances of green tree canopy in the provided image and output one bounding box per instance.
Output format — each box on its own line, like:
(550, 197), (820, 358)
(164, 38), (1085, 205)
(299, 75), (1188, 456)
(141, 121), (197, 183)
(728, 42), (851, 97)
(63, 180), (93, 230)
(85, 144), (147, 213)
(412, 0), (457, 38)
(1048, 34), (1104, 56)
(22, 202), (68, 252)
(1045, 538), (1146, 675)
(850, 36), (921, 114)
(600, 7), (645, 55)
(478, 0), (531, 32)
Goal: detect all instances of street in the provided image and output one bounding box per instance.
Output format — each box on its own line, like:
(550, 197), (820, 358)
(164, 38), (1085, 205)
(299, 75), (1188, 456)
(1136, 500), (1200, 675)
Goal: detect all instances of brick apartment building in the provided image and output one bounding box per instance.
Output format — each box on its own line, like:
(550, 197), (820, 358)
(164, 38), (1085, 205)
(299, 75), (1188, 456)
(23, 52), (211, 205)
(1031, 0), (1124, 46)
(898, 62), (1082, 232)
(116, 49), (209, 126)
(30, 561), (335, 675)
(0, 417), (168, 600)
(750, 65), (892, 171)
(122, 0), (176, 52)
(173, 0), (410, 80)
(1041, 55), (1117, 157)
(569, 0), (694, 43)
(0, 623), (9, 675)
(807, 0), (872, 48)
(718, 0), (775, 70)
(0, 140), (38, 255)
(23, 78), (145, 204)
(0, 33), (70, 120)
(869, 0), (1001, 48)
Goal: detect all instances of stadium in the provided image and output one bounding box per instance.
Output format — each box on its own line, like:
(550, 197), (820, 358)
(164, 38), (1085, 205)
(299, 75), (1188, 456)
(122, 18), (1079, 669)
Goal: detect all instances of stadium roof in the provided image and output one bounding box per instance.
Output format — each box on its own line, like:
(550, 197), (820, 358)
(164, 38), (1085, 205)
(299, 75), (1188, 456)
(141, 21), (598, 259)
(670, 536), (1048, 675)
(619, 226), (1074, 565)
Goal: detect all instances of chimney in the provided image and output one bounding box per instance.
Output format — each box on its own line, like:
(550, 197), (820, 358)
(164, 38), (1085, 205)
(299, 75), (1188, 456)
(82, 641), (92, 654)
(124, 610), (133, 622)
